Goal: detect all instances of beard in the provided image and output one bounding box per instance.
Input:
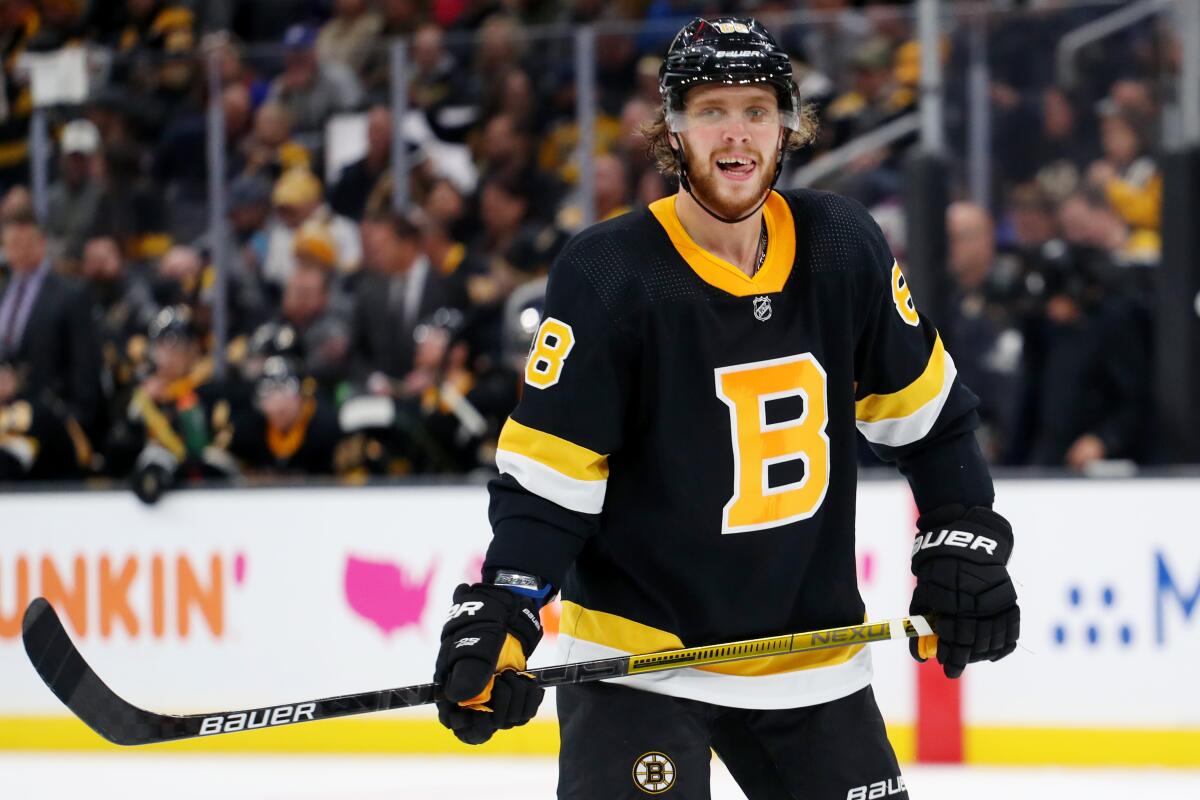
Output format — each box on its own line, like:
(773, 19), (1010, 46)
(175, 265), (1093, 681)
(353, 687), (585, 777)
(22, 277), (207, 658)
(683, 147), (775, 220)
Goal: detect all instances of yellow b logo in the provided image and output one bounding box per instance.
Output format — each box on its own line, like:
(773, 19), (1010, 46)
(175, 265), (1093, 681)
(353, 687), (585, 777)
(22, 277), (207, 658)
(714, 354), (830, 534)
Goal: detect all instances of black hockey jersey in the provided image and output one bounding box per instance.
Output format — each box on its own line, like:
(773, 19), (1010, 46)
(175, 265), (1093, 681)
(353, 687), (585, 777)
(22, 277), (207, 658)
(484, 189), (993, 709)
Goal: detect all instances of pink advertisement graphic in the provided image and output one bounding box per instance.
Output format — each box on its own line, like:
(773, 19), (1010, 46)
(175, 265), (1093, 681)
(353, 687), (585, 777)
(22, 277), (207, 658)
(344, 556), (436, 635)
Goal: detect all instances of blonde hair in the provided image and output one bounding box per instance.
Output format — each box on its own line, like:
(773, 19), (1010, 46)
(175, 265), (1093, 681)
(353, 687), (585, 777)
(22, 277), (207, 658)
(640, 103), (819, 177)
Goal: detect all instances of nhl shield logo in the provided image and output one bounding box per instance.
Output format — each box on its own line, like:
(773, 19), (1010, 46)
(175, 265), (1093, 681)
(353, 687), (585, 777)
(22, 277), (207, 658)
(752, 295), (772, 321)
(633, 751), (676, 794)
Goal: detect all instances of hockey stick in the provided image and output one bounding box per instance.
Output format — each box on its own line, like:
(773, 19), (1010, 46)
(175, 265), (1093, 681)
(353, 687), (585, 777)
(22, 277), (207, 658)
(22, 596), (933, 747)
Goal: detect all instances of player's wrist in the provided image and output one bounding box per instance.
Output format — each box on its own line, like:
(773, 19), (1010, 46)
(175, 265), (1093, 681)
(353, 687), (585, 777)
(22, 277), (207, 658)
(487, 568), (556, 606)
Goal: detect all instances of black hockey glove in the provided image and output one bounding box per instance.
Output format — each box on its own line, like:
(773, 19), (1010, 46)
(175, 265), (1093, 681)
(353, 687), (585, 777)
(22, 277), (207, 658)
(909, 506), (1020, 679)
(433, 583), (544, 745)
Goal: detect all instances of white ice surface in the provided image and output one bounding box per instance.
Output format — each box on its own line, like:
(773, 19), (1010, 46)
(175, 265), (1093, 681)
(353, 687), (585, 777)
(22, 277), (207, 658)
(1, 755), (1199, 800)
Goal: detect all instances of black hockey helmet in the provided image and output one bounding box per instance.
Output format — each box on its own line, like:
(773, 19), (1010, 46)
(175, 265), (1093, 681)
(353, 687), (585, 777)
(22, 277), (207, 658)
(659, 17), (801, 134)
(256, 354), (303, 397)
(148, 305), (197, 344)
(248, 321), (301, 360)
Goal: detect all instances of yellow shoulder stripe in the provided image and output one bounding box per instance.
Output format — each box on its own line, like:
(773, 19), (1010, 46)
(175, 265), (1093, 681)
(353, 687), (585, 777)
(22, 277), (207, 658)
(649, 191), (795, 297)
(497, 418), (608, 482)
(855, 333), (947, 423)
(560, 601), (862, 677)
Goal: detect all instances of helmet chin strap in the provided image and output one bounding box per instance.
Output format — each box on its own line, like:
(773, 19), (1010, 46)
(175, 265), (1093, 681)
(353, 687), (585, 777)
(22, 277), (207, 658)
(671, 131), (785, 224)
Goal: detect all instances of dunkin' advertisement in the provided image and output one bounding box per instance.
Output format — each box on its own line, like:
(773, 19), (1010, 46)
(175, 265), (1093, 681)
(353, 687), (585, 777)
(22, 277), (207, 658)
(0, 483), (916, 725)
(1, 479), (1198, 764)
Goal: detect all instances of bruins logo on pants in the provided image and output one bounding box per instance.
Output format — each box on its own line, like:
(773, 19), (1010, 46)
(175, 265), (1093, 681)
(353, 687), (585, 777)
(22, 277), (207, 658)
(632, 751), (676, 794)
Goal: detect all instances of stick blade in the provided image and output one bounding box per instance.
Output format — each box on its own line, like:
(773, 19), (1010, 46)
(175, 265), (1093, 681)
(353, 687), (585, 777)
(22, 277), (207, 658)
(22, 597), (152, 746)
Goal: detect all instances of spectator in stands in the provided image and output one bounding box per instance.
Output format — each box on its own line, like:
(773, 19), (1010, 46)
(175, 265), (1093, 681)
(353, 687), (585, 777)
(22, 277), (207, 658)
(945, 202), (1022, 461)
(107, 2), (201, 131)
(82, 234), (156, 352)
(126, 305), (236, 503)
(557, 152), (631, 233)
(826, 37), (915, 149)
(1107, 78), (1156, 121)
(0, 361), (86, 481)
(350, 211), (463, 392)
(240, 101), (311, 181)
(152, 244), (205, 308)
(0, 211), (102, 470)
(475, 15), (526, 100)
(465, 209), (564, 368)
(1004, 183), (1059, 254)
(423, 177), (472, 243)
(157, 84), (252, 187)
(824, 37), (916, 203)
(227, 354), (343, 475)
(110, 0), (193, 54)
(155, 84), (253, 242)
(80, 234), (156, 474)
(380, 0), (422, 35)
(477, 113), (529, 177)
(998, 87), (1098, 190)
(634, 169), (670, 209)
(478, 66), (539, 145)
(535, 99), (623, 201)
(317, 0), (383, 75)
(476, 113), (561, 223)
(46, 120), (111, 264)
(0, 186), (33, 236)
(1007, 238), (1150, 470)
(391, 308), (512, 473)
(330, 106), (392, 221)
(273, 228), (352, 392)
(421, 219), (474, 305)
(268, 25), (363, 140)
(466, 170), (533, 307)
(202, 31), (255, 91)
(188, 173), (273, 337)
(1087, 105), (1161, 236)
(0, 0), (37, 193)
(592, 153), (632, 223)
(618, 96), (657, 178)
(263, 168), (361, 287)
(194, 172), (272, 295)
(361, 1), (428, 100)
(1057, 189), (1159, 269)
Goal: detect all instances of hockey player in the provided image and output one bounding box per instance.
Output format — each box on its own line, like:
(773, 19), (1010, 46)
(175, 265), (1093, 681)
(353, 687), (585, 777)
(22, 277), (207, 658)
(433, 18), (1019, 799)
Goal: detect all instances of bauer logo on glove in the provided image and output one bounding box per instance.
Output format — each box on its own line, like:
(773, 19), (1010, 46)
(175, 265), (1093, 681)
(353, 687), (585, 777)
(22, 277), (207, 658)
(911, 529), (1001, 558)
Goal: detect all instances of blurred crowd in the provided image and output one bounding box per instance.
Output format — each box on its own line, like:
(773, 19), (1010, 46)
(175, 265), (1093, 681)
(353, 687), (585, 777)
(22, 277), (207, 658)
(0, 0), (1182, 495)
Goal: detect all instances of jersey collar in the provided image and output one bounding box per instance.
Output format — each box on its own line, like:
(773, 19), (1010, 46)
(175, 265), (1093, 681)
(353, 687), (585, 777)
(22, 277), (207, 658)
(649, 190), (796, 297)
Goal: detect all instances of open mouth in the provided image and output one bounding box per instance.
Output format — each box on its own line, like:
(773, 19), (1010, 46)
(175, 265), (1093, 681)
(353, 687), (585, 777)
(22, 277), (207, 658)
(715, 155), (757, 180)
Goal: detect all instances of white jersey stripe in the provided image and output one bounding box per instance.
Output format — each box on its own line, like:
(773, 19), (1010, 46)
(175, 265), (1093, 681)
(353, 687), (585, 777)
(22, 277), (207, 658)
(854, 351), (958, 448)
(496, 449), (607, 514)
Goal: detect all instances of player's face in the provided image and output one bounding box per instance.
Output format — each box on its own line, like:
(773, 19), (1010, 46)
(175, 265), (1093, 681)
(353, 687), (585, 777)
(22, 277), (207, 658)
(678, 85), (783, 219)
(259, 386), (303, 430)
(151, 339), (196, 382)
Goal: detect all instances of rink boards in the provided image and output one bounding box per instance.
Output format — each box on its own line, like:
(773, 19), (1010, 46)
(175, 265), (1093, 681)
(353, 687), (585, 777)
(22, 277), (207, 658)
(0, 477), (1198, 765)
